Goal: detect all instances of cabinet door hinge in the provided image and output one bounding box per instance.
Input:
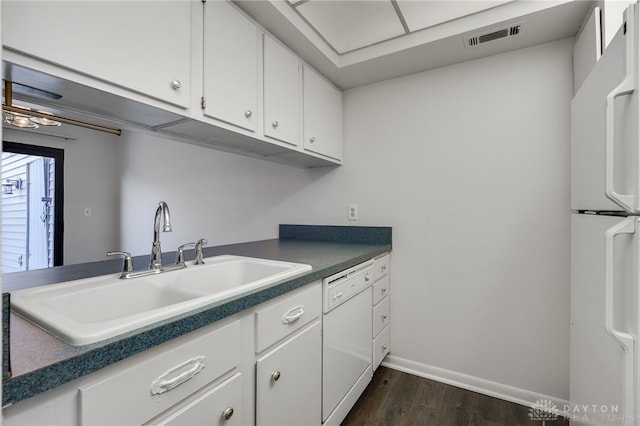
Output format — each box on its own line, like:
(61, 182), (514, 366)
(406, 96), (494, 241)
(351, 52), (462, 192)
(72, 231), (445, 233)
(201, 97), (206, 109)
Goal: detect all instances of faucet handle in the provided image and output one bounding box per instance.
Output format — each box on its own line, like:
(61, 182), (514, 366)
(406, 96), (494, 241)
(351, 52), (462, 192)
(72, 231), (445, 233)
(176, 242), (195, 265)
(194, 238), (207, 265)
(106, 251), (134, 278)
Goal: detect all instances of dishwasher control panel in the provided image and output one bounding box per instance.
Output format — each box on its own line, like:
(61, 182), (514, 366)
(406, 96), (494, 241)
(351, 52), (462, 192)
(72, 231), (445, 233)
(323, 259), (373, 313)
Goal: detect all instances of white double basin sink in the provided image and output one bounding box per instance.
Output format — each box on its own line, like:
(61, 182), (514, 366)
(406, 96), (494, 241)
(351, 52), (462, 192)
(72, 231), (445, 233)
(10, 255), (312, 346)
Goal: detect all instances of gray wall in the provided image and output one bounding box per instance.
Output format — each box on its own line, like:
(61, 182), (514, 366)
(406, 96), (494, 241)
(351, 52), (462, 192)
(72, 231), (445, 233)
(278, 38), (573, 402)
(3, 37), (574, 404)
(2, 127), (121, 265)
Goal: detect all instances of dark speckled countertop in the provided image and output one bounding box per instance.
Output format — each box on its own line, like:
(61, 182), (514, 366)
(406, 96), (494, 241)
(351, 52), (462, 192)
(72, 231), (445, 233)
(2, 225), (391, 407)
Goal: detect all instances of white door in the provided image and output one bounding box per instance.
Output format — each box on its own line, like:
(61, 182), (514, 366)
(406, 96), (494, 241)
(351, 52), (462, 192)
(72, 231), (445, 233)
(303, 66), (343, 161)
(570, 213), (638, 425)
(571, 4), (640, 213)
(263, 35), (300, 146)
(2, 1), (191, 108)
(27, 158), (49, 270)
(256, 322), (321, 426)
(203, 1), (258, 132)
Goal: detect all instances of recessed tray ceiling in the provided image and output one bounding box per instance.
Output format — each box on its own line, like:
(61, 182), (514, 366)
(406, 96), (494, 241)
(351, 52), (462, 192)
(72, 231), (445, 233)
(291, 0), (513, 55)
(234, 0), (593, 89)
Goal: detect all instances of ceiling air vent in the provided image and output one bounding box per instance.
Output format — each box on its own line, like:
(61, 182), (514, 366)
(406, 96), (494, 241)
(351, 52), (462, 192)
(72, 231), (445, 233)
(465, 23), (523, 48)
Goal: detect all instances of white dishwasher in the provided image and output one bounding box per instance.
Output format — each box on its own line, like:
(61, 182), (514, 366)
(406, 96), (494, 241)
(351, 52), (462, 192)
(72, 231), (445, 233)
(322, 259), (373, 425)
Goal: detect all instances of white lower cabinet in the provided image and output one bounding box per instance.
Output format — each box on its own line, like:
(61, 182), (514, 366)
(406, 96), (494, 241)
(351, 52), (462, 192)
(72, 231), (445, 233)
(154, 373), (242, 426)
(256, 322), (322, 426)
(372, 253), (391, 370)
(79, 320), (241, 425)
(2, 317), (243, 426)
(3, 267), (392, 426)
(254, 282), (322, 425)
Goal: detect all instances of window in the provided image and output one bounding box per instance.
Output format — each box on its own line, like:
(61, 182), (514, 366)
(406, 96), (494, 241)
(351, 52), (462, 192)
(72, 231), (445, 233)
(1, 141), (63, 272)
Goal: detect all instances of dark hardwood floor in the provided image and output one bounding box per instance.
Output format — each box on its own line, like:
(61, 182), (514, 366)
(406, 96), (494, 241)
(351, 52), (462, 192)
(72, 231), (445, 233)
(342, 367), (569, 426)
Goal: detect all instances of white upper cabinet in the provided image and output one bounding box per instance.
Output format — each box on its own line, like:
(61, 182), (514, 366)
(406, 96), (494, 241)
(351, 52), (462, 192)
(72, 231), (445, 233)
(303, 66), (343, 161)
(263, 35), (300, 146)
(2, 0), (343, 167)
(2, 1), (191, 109)
(203, 1), (259, 132)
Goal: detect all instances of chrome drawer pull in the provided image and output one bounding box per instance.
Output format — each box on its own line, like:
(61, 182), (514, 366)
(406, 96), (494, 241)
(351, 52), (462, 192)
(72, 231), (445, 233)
(282, 305), (305, 324)
(150, 356), (206, 395)
(223, 407), (234, 421)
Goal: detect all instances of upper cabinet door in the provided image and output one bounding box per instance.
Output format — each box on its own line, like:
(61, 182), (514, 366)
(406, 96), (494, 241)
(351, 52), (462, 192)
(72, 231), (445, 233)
(263, 35), (300, 146)
(203, 1), (258, 132)
(303, 67), (343, 161)
(2, 1), (191, 109)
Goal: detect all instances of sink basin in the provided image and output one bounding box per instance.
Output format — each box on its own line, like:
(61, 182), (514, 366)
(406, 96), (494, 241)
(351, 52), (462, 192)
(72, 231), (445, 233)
(10, 255), (311, 346)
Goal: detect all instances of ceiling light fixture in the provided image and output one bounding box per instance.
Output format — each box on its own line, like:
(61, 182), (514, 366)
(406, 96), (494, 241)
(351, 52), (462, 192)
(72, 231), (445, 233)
(2, 80), (122, 136)
(3, 106), (39, 129)
(29, 110), (61, 127)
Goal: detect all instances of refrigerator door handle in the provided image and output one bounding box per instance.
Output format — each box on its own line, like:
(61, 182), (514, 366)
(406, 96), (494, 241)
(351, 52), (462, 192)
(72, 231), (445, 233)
(605, 4), (638, 213)
(604, 217), (636, 421)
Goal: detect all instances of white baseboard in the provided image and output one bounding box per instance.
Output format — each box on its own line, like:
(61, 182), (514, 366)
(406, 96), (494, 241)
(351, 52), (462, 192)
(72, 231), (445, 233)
(382, 355), (569, 410)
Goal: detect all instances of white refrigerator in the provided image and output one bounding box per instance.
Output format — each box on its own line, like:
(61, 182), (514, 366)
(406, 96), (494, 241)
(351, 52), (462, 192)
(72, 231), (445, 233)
(571, 3), (640, 425)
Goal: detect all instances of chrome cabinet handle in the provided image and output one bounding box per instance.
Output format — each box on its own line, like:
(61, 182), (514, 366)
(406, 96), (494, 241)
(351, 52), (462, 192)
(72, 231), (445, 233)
(272, 121), (279, 128)
(171, 79), (181, 90)
(382, 287), (387, 294)
(245, 110), (253, 118)
(309, 136), (316, 143)
(223, 407), (234, 421)
(272, 371), (281, 382)
(382, 345), (388, 351)
(381, 264), (387, 272)
(382, 314), (388, 320)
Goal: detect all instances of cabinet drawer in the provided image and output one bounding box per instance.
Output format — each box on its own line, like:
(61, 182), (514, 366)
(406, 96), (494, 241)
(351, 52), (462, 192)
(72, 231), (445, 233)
(372, 296), (390, 338)
(373, 325), (390, 371)
(372, 254), (390, 282)
(155, 373), (242, 426)
(255, 282), (321, 352)
(79, 320), (240, 426)
(372, 274), (390, 306)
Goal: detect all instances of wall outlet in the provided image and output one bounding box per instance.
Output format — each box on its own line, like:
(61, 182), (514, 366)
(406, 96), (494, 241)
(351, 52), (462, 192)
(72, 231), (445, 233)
(348, 203), (359, 221)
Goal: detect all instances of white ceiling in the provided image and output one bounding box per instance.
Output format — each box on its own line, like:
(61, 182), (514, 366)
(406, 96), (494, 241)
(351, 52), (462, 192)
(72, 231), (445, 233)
(290, 0), (514, 55)
(235, 0), (593, 89)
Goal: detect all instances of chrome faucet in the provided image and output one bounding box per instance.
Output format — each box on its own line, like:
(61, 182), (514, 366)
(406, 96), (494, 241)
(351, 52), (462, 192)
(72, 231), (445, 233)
(150, 201), (172, 270)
